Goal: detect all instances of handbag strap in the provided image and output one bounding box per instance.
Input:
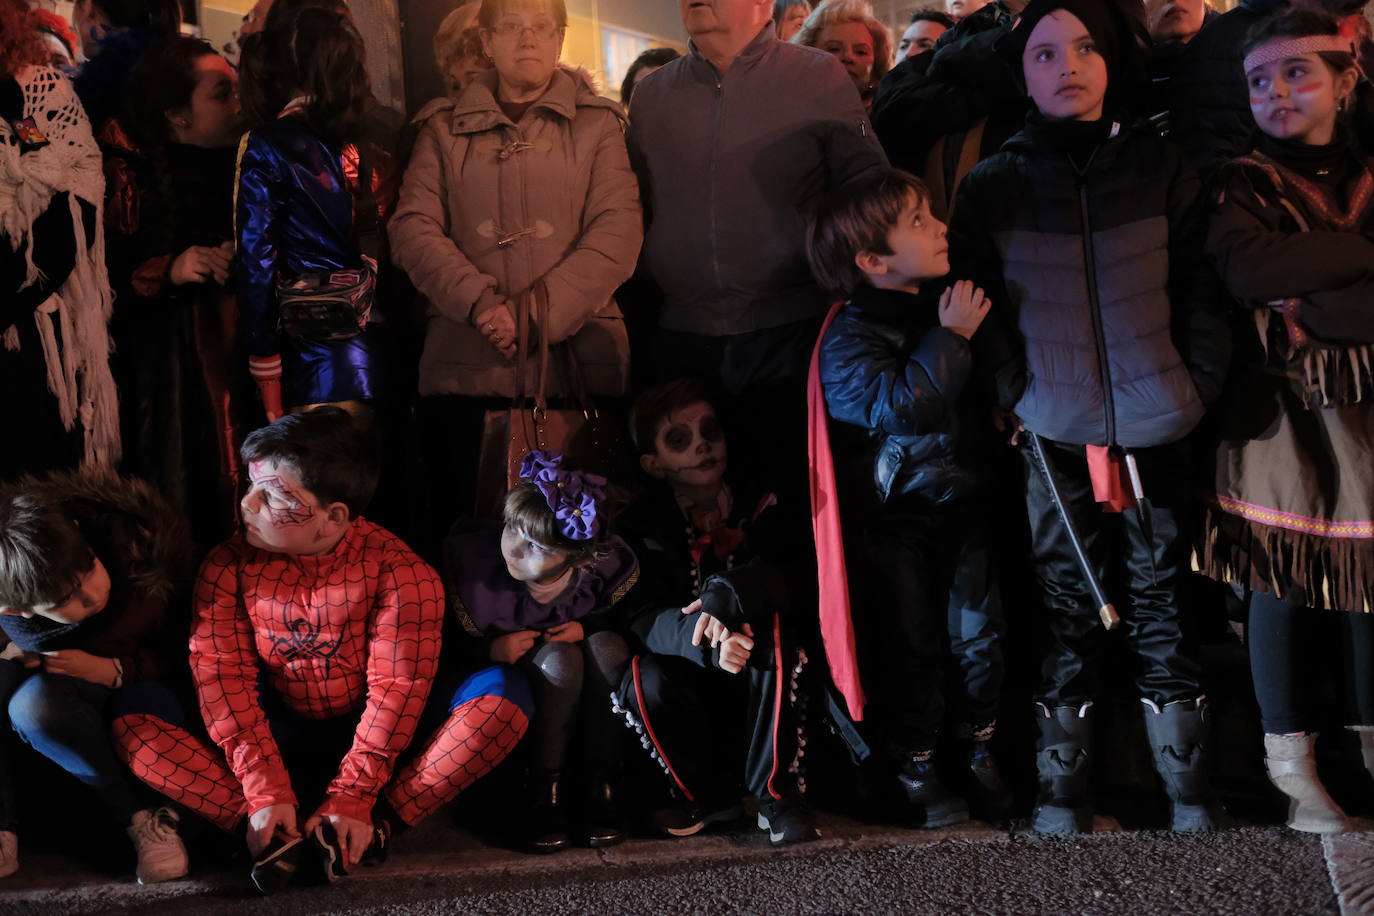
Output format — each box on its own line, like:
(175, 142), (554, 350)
(353, 145), (381, 265)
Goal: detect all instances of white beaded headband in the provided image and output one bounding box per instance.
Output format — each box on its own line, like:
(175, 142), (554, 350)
(1243, 35), (1355, 74)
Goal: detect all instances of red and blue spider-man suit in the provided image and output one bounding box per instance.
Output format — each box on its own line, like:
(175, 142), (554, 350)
(112, 519), (531, 832)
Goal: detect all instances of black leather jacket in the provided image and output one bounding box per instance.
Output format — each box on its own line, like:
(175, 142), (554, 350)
(820, 285), (980, 508)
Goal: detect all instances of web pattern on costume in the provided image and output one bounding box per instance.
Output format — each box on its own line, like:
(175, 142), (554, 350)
(113, 713), (246, 833)
(384, 695), (529, 826)
(190, 521), (445, 818)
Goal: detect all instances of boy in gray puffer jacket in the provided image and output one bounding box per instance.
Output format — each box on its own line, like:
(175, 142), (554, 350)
(948, 0), (1229, 836)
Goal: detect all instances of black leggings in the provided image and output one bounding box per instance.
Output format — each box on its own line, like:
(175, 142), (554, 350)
(1247, 590), (1374, 734)
(521, 632), (632, 773)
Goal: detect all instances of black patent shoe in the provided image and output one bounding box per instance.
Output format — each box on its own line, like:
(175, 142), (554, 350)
(525, 770), (571, 854)
(581, 776), (627, 848)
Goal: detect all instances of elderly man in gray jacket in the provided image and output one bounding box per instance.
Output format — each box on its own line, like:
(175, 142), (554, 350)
(627, 0), (887, 495)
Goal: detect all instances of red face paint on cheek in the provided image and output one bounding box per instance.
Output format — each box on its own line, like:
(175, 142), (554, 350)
(1293, 81), (1324, 95)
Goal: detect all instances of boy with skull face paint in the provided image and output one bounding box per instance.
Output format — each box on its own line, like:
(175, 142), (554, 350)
(609, 379), (818, 847)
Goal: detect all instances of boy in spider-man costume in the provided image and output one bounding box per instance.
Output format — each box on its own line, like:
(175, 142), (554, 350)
(111, 408), (532, 892)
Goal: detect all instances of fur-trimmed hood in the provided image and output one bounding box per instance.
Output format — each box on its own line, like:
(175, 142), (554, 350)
(13, 470), (192, 601)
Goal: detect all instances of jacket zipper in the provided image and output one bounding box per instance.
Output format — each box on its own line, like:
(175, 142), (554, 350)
(709, 73), (724, 294)
(1073, 148), (1116, 447)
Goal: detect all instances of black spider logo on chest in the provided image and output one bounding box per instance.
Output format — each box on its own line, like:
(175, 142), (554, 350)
(269, 617), (343, 667)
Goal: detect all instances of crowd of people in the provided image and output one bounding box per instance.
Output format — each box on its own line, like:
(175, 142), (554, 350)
(0, 0), (1372, 896)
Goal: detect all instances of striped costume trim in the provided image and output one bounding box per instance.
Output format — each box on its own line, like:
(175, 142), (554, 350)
(1212, 495), (1374, 539)
(608, 567), (639, 606)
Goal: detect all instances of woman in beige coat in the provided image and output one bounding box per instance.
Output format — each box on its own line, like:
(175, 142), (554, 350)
(390, 0), (642, 533)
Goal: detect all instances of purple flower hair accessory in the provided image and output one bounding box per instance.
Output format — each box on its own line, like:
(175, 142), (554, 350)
(518, 450), (607, 541)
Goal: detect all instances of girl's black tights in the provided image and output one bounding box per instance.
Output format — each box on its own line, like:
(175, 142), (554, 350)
(1247, 590), (1374, 734)
(522, 631), (632, 772)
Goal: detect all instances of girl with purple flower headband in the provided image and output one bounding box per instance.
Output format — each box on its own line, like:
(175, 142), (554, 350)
(439, 450), (640, 854)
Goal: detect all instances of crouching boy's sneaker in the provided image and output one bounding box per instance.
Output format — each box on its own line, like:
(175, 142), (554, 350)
(128, 807), (188, 884)
(756, 794), (820, 846)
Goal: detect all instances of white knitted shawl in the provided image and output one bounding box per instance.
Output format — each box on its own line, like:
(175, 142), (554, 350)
(0, 65), (119, 469)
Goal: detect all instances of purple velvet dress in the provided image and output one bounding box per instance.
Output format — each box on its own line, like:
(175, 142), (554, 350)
(441, 520), (638, 637)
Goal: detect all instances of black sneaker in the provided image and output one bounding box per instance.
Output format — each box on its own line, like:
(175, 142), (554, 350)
(756, 794), (820, 846)
(897, 758), (969, 829)
(360, 820), (391, 867)
(250, 833), (305, 895)
(312, 822), (349, 882)
(652, 798), (744, 838)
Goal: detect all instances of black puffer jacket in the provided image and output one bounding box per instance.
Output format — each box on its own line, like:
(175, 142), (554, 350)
(870, 2), (1026, 181)
(820, 285), (980, 507)
(950, 116), (1230, 449)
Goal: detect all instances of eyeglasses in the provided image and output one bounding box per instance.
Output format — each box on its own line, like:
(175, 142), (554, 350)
(487, 19), (560, 40)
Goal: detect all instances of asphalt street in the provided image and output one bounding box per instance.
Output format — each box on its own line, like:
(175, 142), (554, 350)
(2, 811), (1364, 915)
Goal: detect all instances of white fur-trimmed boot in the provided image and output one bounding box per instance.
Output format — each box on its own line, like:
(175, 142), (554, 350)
(1263, 733), (1349, 834)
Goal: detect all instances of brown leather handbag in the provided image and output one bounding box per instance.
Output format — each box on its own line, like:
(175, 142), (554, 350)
(475, 283), (629, 517)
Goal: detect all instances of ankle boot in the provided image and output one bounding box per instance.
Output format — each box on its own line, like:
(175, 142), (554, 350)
(1032, 702), (1094, 835)
(962, 723), (1013, 822)
(1141, 697), (1220, 832)
(896, 751), (968, 829)
(1263, 733), (1349, 834)
(525, 770), (570, 853)
(581, 774), (627, 848)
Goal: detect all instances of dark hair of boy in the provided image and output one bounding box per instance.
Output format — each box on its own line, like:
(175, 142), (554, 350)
(502, 481), (610, 564)
(805, 169), (932, 297)
(910, 9), (955, 28)
(628, 377), (714, 455)
(1243, 5), (1357, 74)
(0, 488), (96, 610)
(240, 407), (380, 517)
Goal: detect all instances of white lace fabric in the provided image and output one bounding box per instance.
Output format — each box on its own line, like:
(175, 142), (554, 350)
(0, 65), (119, 469)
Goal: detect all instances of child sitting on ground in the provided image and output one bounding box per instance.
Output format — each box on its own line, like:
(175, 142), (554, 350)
(808, 169), (1009, 828)
(441, 451), (638, 853)
(0, 472), (191, 883)
(111, 408), (531, 893)
(949, 0), (1229, 834)
(611, 379), (817, 846)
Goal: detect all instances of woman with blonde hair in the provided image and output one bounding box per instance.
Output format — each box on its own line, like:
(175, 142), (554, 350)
(792, 0), (892, 111)
(432, 2), (491, 97)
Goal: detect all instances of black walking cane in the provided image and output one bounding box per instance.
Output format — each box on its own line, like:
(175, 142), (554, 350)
(1026, 431), (1121, 631)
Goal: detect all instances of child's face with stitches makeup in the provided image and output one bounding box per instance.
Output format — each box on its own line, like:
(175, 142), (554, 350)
(240, 460), (336, 554)
(1247, 52), (1357, 146)
(641, 401), (728, 492)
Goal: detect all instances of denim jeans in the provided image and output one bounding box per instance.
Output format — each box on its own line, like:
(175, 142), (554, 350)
(0, 661), (142, 826)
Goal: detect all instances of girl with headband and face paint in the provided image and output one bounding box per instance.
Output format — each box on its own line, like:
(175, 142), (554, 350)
(947, 0), (1229, 838)
(440, 451), (640, 854)
(1202, 5), (1374, 836)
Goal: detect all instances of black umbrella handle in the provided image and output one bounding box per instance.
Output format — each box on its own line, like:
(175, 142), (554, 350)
(1027, 432), (1121, 631)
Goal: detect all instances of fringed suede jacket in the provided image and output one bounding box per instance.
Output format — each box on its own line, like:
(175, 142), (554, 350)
(1202, 129), (1374, 613)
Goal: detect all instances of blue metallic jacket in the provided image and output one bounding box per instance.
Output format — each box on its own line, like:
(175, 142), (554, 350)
(235, 117), (395, 407)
